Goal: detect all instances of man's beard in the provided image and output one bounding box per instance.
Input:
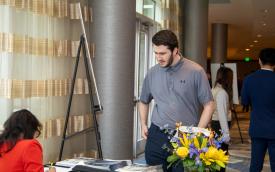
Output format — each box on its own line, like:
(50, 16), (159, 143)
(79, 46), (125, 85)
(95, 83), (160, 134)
(163, 54), (174, 68)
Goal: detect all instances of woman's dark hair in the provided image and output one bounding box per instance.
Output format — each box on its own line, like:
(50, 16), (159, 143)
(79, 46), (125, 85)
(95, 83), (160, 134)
(259, 48), (275, 66)
(152, 30), (179, 52)
(215, 67), (233, 105)
(0, 109), (42, 155)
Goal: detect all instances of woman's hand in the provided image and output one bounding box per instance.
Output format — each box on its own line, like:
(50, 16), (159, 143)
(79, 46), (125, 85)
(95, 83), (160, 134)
(48, 166), (56, 172)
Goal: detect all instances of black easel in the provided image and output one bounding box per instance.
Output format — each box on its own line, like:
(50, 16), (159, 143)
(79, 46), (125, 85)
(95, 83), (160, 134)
(232, 107), (244, 143)
(58, 35), (103, 161)
(219, 63), (243, 144)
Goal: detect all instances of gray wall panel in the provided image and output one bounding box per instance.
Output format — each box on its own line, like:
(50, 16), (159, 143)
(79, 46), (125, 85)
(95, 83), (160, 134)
(183, 0), (209, 70)
(211, 23), (228, 63)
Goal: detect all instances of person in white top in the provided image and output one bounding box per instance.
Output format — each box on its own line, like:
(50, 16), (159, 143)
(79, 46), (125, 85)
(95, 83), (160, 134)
(211, 67), (233, 172)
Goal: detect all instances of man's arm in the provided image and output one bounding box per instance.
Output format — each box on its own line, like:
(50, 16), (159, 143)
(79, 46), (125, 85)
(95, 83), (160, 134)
(195, 69), (215, 128)
(198, 101), (215, 128)
(138, 101), (149, 139)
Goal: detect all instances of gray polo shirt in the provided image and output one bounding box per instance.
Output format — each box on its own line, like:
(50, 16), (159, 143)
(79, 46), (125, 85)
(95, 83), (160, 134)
(140, 57), (213, 129)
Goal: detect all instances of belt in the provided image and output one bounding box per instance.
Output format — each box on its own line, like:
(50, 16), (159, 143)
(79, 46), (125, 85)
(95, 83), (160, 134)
(150, 123), (176, 135)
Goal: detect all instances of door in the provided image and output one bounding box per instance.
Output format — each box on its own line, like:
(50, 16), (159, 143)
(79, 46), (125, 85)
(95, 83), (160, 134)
(133, 21), (151, 158)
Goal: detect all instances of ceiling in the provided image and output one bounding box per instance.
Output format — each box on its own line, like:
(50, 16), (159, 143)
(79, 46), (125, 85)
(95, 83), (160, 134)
(208, 0), (275, 60)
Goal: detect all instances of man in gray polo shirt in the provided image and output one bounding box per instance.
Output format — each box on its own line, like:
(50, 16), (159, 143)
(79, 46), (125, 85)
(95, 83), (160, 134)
(139, 30), (214, 172)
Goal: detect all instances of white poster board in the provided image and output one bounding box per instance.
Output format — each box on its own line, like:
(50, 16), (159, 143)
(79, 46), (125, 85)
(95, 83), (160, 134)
(211, 63), (239, 105)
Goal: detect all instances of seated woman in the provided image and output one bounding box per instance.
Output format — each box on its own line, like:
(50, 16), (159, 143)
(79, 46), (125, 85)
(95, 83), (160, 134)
(0, 109), (43, 172)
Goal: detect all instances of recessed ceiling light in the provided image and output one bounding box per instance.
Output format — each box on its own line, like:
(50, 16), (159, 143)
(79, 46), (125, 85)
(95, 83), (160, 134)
(262, 23), (267, 26)
(257, 34), (262, 38)
(245, 48), (250, 51)
(253, 40), (258, 43)
(249, 44), (254, 47)
(263, 9), (268, 13)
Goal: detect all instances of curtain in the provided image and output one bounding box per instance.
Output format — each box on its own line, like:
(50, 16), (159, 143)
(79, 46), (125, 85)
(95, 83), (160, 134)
(160, 0), (181, 38)
(0, 0), (97, 162)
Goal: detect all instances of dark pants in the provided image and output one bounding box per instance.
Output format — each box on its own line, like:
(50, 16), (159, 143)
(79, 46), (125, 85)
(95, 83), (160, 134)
(250, 138), (275, 172)
(211, 120), (231, 172)
(145, 123), (184, 172)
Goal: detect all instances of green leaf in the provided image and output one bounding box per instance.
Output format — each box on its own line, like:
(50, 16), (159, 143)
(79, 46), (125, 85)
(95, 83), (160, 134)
(167, 154), (179, 163)
(215, 164), (221, 171)
(210, 163), (220, 171)
(167, 162), (173, 169)
(183, 159), (195, 167)
(198, 135), (203, 145)
(171, 142), (178, 149)
(185, 165), (198, 172)
(167, 154), (180, 169)
(198, 165), (205, 172)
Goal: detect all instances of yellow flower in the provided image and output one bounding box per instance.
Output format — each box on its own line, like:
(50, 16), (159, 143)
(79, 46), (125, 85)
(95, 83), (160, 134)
(200, 146), (229, 168)
(193, 137), (200, 149)
(176, 146), (189, 159)
(214, 149), (229, 168)
(209, 131), (215, 139)
(193, 136), (208, 150)
(199, 146), (217, 165)
(179, 133), (190, 148)
(201, 137), (208, 148)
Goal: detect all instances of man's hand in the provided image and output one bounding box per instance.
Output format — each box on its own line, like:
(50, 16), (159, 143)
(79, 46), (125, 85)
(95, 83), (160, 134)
(139, 102), (149, 139)
(141, 125), (148, 140)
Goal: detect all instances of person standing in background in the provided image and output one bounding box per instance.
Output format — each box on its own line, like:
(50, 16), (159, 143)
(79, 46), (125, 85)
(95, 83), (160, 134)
(139, 30), (215, 172)
(241, 48), (275, 172)
(211, 66), (233, 172)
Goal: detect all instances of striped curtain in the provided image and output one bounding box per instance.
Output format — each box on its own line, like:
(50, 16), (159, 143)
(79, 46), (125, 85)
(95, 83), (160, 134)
(0, 0), (97, 162)
(160, 0), (182, 39)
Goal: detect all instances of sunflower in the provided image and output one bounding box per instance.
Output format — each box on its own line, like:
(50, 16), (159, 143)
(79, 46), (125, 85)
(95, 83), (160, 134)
(214, 149), (229, 168)
(199, 146), (218, 165)
(199, 146), (229, 167)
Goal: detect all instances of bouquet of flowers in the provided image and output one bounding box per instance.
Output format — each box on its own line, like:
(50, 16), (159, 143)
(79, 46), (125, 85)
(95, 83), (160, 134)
(164, 123), (229, 172)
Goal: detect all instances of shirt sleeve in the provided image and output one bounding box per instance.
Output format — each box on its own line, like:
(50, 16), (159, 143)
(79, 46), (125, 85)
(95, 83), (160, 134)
(23, 140), (43, 172)
(241, 77), (250, 106)
(139, 74), (153, 104)
(196, 69), (213, 105)
(216, 90), (230, 134)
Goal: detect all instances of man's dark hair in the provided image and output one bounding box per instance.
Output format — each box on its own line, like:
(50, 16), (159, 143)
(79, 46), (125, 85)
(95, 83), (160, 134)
(0, 109), (42, 156)
(259, 48), (275, 65)
(152, 30), (179, 52)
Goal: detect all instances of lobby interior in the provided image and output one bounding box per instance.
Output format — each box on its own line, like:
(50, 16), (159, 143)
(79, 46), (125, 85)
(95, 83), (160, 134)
(0, 0), (275, 171)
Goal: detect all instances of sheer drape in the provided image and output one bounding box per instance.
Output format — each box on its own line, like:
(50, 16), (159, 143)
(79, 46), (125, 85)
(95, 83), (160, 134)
(0, 0), (97, 162)
(161, 0), (181, 37)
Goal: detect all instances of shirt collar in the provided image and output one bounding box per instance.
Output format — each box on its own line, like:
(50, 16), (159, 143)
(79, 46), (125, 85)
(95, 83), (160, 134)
(215, 83), (222, 88)
(164, 54), (184, 72)
(261, 68), (274, 72)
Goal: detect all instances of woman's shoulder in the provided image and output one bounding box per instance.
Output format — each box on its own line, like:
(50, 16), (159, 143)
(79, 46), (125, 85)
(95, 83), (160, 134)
(212, 86), (227, 97)
(212, 85), (224, 93)
(16, 139), (42, 150)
